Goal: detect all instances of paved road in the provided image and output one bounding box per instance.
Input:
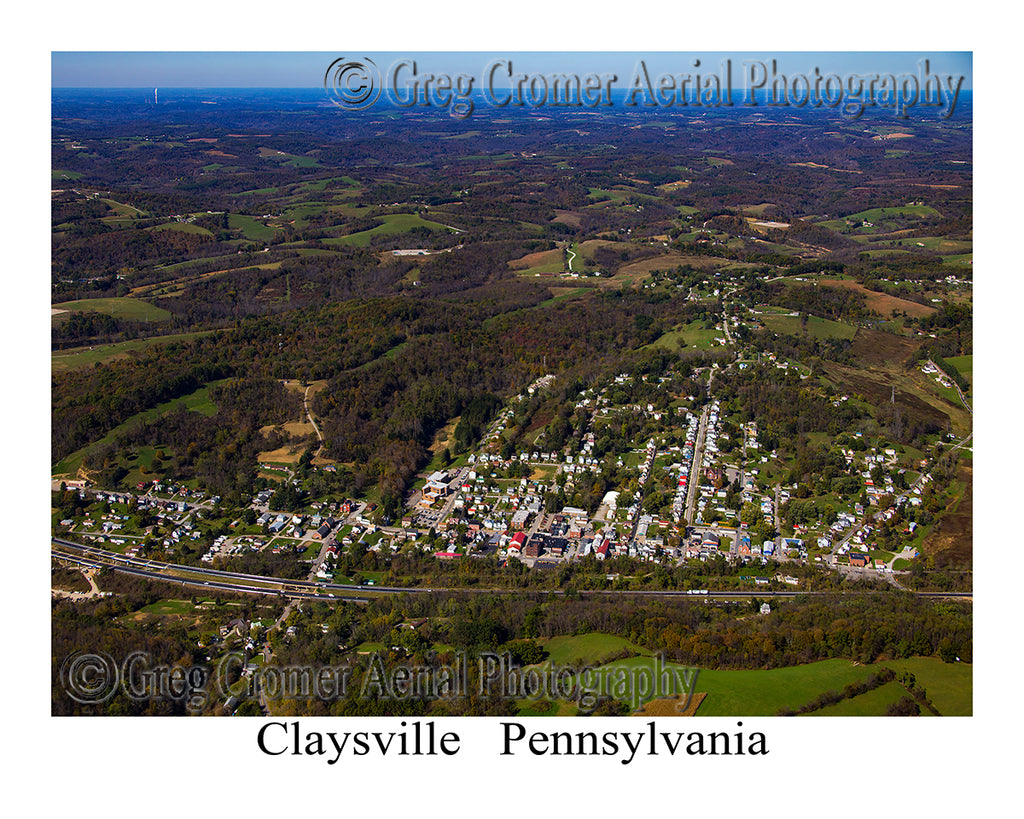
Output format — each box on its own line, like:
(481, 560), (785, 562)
(53, 538), (970, 600)
(684, 405), (710, 525)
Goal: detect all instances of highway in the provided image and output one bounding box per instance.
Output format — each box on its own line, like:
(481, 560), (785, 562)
(52, 537), (970, 601)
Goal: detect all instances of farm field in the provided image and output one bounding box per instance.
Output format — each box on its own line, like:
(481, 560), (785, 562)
(257, 147), (321, 167)
(817, 205), (942, 232)
(852, 236), (972, 254)
(540, 632), (651, 667)
(52, 297), (172, 322)
(944, 355), (973, 385)
(509, 248), (564, 275)
(149, 221), (213, 237)
(615, 253), (735, 288)
(814, 278), (938, 319)
(646, 320), (722, 351)
(324, 213), (455, 247)
(810, 681), (908, 715)
(228, 213), (279, 242)
(593, 655), (971, 716)
(761, 312), (858, 340)
(535, 287), (593, 308)
(51, 331), (220, 372)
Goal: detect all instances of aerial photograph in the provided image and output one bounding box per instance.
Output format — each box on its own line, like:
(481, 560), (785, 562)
(50, 49), (974, 731)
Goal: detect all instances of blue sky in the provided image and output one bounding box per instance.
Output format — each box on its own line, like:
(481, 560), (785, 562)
(52, 51), (972, 89)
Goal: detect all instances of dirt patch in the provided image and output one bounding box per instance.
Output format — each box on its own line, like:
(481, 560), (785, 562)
(429, 417), (460, 455)
(847, 327), (921, 368)
(51, 566), (92, 593)
(524, 407), (554, 438)
(817, 278), (936, 319)
(873, 132), (913, 140)
(922, 464), (972, 567)
(258, 439), (309, 464)
(825, 364), (953, 432)
(552, 210), (583, 228)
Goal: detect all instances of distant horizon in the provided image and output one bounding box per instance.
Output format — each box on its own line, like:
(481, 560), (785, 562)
(51, 52), (973, 91)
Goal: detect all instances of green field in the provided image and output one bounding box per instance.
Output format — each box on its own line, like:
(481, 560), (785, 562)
(646, 320), (722, 351)
(905, 237), (972, 253)
(98, 198), (148, 218)
(587, 187), (662, 206)
(810, 681), (908, 715)
(324, 213), (455, 247)
(138, 598), (218, 616)
(540, 633), (651, 667)
(847, 205), (941, 221)
(149, 221), (213, 237)
(52, 331), (221, 372)
(761, 312), (858, 340)
(156, 252), (253, 274)
(944, 355), (973, 385)
(259, 148), (321, 168)
(819, 205), (941, 232)
(53, 297), (172, 322)
(230, 186), (281, 197)
(511, 248), (564, 276)
(516, 699), (579, 717)
(535, 287), (593, 308)
(228, 213), (279, 242)
(854, 236), (972, 254)
(280, 203), (338, 228)
(593, 655), (971, 716)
